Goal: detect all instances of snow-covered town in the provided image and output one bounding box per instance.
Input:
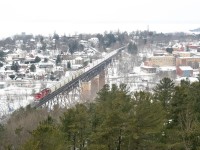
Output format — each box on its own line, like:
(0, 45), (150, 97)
(0, 31), (200, 121)
(2, 0), (200, 149)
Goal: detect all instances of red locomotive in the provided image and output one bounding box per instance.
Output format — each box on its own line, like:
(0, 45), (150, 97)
(34, 88), (51, 100)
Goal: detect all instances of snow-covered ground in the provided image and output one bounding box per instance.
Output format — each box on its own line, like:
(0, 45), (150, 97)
(106, 58), (159, 93)
(0, 77), (62, 119)
(0, 85), (34, 119)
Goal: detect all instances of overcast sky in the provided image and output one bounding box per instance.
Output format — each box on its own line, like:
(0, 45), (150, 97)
(0, 0), (200, 37)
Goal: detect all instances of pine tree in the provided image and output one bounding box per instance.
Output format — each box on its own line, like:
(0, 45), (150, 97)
(22, 116), (66, 150)
(168, 80), (200, 149)
(128, 91), (165, 149)
(34, 56), (41, 63)
(127, 42), (138, 55)
(89, 84), (132, 150)
(153, 77), (175, 110)
(29, 64), (36, 72)
(60, 104), (89, 150)
(56, 55), (62, 66)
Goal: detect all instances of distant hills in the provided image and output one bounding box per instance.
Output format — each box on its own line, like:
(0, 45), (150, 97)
(190, 28), (200, 32)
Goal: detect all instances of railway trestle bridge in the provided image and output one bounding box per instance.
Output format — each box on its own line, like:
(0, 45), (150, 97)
(33, 46), (125, 109)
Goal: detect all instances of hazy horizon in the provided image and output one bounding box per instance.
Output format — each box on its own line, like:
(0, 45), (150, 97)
(1, 0), (200, 38)
(1, 23), (199, 38)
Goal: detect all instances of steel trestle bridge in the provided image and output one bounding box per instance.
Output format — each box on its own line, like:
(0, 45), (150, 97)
(33, 46), (125, 108)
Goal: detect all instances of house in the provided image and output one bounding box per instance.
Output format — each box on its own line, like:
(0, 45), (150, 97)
(75, 56), (84, 65)
(153, 50), (168, 56)
(147, 56), (176, 67)
(88, 38), (99, 46)
(177, 66), (193, 77)
(158, 67), (177, 79)
(176, 57), (200, 69)
(172, 43), (184, 51)
(24, 57), (35, 64)
(140, 66), (157, 73)
(38, 62), (54, 69)
(173, 51), (191, 57)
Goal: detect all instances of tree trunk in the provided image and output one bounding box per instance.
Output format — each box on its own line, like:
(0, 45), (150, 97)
(117, 129), (122, 150)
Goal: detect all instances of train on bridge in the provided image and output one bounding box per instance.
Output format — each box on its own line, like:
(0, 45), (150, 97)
(34, 69), (84, 100)
(34, 47), (125, 101)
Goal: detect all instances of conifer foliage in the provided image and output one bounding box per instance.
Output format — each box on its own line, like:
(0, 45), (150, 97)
(1, 79), (200, 150)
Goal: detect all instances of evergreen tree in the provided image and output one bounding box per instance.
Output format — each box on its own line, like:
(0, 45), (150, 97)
(29, 64), (36, 72)
(128, 91), (165, 149)
(166, 47), (173, 53)
(127, 42), (138, 55)
(68, 39), (79, 54)
(60, 104), (89, 150)
(22, 116), (66, 150)
(168, 80), (200, 149)
(0, 124), (5, 148)
(11, 61), (20, 72)
(0, 62), (3, 67)
(89, 84), (132, 149)
(104, 32), (116, 47)
(0, 51), (5, 61)
(34, 56), (41, 63)
(56, 55), (62, 66)
(44, 58), (48, 62)
(67, 61), (71, 69)
(153, 77), (175, 110)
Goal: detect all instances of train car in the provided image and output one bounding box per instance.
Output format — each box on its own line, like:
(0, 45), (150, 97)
(34, 92), (43, 100)
(63, 78), (68, 85)
(34, 88), (51, 101)
(41, 88), (51, 97)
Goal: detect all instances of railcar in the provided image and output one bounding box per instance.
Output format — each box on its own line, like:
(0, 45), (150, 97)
(34, 88), (51, 100)
(33, 70), (83, 100)
(34, 92), (42, 100)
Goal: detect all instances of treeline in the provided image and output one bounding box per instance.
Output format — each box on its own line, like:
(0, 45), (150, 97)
(1, 78), (200, 149)
(2, 30), (199, 55)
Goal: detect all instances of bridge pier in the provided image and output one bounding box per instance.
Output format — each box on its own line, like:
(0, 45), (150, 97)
(91, 75), (100, 99)
(99, 70), (105, 89)
(81, 81), (91, 101)
(81, 70), (106, 101)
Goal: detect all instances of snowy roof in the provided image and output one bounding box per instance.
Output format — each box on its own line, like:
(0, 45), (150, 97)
(178, 56), (194, 59)
(75, 56), (83, 60)
(141, 66), (156, 69)
(179, 66), (193, 70)
(159, 66), (176, 71)
(177, 51), (190, 54)
(73, 51), (85, 55)
(150, 55), (174, 58)
(3, 49), (10, 53)
(38, 62), (54, 65)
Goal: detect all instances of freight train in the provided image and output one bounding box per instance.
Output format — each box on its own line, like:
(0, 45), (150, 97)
(34, 69), (84, 100)
(33, 47), (125, 101)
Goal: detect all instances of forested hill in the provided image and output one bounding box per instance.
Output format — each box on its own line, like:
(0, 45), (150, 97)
(190, 27), (200, 32)
(1, 78), (200, 149)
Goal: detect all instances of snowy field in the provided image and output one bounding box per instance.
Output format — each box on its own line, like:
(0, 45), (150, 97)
(0, 78), (61, 119)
